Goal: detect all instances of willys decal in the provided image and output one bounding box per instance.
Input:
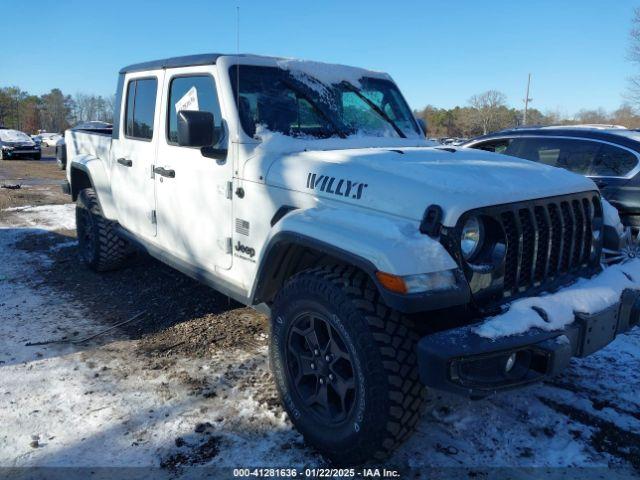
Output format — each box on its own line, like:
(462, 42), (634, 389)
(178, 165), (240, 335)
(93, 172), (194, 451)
(306, 173), (368, 200)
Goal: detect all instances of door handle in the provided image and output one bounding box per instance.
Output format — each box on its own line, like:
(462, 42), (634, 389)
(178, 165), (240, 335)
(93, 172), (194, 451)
(117, 158), (133, 167)
(153, 166), (175, 178)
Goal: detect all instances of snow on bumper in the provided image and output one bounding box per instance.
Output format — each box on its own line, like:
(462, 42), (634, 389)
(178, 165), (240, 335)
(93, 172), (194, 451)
(418, 261), (640, 398)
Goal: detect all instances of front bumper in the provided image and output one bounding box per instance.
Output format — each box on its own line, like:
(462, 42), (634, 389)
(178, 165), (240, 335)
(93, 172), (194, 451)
(417, 288), (640, 398)
(2, 148), (40, 158)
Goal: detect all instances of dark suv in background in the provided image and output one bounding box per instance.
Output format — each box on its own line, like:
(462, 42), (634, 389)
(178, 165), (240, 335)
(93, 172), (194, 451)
(464, 126), (640, 228)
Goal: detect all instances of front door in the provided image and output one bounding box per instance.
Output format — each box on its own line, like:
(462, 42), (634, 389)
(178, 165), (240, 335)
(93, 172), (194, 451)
(154, 67), (233, 270)
(110, 72), (162, 239)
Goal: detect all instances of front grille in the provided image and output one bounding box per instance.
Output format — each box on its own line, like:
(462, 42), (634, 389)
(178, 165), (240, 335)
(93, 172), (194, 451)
(497, 193), (601, 298)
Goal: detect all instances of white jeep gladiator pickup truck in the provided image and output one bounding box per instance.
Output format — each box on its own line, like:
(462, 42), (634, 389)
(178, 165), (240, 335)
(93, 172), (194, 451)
(62, 53), (640, 464)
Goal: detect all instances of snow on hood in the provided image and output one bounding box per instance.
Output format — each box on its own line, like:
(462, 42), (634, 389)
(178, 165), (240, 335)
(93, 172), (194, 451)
(0, 129), (34, 144)
(476, 259), (640, 339)
(254, 126), (432, 153)
(264, 144), (597, 226)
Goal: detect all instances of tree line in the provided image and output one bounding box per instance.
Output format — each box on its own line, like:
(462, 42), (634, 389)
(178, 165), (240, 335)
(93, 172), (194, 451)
(0, 87), (114, 134)
(415, 90), (640, 139)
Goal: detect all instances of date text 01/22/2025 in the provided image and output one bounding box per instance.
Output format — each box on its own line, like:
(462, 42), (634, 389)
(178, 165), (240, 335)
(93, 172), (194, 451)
(233, 467), (400, 477)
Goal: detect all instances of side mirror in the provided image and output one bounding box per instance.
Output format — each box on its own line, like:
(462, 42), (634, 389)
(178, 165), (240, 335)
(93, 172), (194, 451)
(416, 118), (427, 137)
(177, 110), (215, 147)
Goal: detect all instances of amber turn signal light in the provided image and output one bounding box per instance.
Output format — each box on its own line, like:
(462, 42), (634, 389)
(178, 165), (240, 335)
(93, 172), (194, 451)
(375, 271), (407, 294)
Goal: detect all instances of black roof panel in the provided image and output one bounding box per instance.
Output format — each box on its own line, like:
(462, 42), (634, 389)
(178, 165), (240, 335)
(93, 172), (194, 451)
(119, 53), (229, 74)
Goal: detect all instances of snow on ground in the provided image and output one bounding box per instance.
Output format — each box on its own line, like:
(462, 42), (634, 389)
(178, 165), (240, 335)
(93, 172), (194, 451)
(0, 203), (639, 478)
(0, 205), (308, 474)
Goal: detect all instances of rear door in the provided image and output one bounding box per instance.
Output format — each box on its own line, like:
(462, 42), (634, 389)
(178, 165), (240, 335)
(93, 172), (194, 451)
(110, 72), (163, 239)
(153, 66), (233, 270)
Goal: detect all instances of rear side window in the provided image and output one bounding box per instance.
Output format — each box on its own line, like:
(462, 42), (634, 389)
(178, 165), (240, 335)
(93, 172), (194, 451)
(591, 143), (638, 177)
(472, 138), (514, 154)
(167, 75), (223, 145)
(515, 138), (599, 175)
(124, 78), (158, 140)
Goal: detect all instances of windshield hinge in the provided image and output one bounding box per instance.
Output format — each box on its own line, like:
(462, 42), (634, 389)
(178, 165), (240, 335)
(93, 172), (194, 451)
(226, 237), (232, 254)
(150, 209), (157, 224)
(150, 164), (155, 179)
(226, 181), (233, 200)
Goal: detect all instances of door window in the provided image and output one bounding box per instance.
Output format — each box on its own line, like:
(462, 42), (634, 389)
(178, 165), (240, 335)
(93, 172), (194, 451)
(590, 143), (638, 177)
(167, 75), (223, 146)
(124, 78), (158, 140)
(516, 138), (599, 175)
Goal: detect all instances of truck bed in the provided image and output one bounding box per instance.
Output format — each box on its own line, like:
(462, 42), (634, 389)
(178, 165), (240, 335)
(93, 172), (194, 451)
(65, 130), (111, 164)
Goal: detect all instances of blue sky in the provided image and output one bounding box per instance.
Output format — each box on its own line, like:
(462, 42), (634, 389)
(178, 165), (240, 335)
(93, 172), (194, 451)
(1, 0), (638, 114)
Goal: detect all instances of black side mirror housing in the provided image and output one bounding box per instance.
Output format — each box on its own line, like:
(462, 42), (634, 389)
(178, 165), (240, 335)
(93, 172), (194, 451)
(416, 118), (427, 137)
(177, 110), (215, 147)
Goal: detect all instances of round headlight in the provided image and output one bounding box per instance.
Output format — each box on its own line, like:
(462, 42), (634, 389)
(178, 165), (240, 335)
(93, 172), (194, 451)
(461, 216), (484, 261)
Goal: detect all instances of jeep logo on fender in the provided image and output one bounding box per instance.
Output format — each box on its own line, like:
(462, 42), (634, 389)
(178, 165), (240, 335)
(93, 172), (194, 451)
(306, 173), (368, 200)
(235, 241), (255, 258)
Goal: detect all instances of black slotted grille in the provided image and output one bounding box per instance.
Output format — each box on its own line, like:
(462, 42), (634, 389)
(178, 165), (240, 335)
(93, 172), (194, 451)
(518, 209), (535, 289)
(501, 211), (518, 292)
(475, 193), (602, 299)
(533, 206), (549, 283)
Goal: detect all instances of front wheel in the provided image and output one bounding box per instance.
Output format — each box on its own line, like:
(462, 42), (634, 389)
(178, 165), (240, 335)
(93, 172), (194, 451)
(270, 266), (425, 465)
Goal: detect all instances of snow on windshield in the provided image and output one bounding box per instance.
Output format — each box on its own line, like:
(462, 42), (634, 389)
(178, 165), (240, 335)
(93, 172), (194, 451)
(276, 58), (390, 97)
(0, 130), (33, 143)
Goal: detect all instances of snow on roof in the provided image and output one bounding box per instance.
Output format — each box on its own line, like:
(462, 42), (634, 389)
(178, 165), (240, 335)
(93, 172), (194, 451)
(541, 124), (628, 130)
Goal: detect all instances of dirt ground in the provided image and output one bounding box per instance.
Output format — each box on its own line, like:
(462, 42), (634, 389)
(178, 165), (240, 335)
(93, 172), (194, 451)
(1, 155), (639, 478)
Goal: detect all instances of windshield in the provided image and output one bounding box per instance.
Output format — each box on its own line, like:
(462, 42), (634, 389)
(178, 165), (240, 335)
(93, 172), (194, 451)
(229, 65), (421, 139)
(0, 129), (33, 143)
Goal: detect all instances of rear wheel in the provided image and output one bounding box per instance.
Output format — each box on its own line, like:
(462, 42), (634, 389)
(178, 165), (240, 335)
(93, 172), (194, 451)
(76, 188), (131, 272)
(270, 266), (425, 465)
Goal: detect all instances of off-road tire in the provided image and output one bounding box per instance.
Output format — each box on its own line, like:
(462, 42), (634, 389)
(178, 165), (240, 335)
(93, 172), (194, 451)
(76, 188), (130, 272)
(270, 265), (426, 465)
(33, 152), (41, 160)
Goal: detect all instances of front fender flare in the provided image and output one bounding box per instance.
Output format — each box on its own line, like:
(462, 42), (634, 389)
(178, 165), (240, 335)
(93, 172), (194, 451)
(252, 207), (469, 313)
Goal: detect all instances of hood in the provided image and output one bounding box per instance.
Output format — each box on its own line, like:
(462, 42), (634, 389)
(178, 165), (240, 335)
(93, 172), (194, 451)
(264, 146), (598, 226)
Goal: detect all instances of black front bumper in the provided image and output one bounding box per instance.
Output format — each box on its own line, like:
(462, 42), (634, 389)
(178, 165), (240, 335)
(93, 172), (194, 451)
(417, 288), (640, 398)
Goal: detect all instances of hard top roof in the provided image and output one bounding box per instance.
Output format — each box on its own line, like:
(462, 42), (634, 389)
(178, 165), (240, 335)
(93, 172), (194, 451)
(119, 53), (279, 74)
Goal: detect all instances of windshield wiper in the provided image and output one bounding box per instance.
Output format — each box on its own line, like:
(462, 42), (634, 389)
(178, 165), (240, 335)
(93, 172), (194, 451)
(341, 82), (406, 139)
(280, 77), (347, 139)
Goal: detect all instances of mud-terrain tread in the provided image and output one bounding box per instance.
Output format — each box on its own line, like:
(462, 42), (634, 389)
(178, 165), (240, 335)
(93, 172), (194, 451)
(272, 265), (425, 464)
(77, 188), (129, 272)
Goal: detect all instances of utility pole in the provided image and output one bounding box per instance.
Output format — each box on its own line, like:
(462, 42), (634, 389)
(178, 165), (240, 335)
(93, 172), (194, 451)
(523, 73), (532, 126)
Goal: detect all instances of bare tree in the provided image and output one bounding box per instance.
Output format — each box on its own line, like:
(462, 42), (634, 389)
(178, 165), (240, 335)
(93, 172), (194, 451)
(628, 8), (640, 105)
(468, 90), (507, 134)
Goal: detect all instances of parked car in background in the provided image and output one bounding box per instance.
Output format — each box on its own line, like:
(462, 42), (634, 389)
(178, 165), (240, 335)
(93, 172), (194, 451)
(57, 121), (113, 170)
(464, 125), (640, 263)
(39, 132), (62, 147)
(0, 128), (41, 160)
(464, 126), (640, 228)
